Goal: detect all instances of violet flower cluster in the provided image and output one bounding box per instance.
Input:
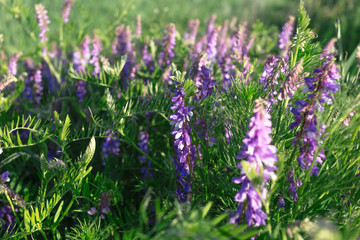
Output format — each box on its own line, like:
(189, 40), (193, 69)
(184, 19), (200, 45)
(112, 25), (137, 81)
(230, 99), (277, 226)
(141, 38), (155, 84)
(23, 69), (43, 104)
(89, 34), (102, 77)
(170, 81), (196, 203)
(290, 56), (340, 178)
(138, 130), (152, 180)
(88, 192), (112, 219)
(288, 168), (302, 202)
(278, 16), (295, 58)
(101, 129), (120, 166)
(62, 0), (74, 23)
(190, 54), (216, 100)
(136, 15), (142, 38)
(0, 205), (17, 233)
(73, 36), (91, 102)
(35, 4), (50, 43)
(159, 24), (176, 68)
(8, 54), (19, 76)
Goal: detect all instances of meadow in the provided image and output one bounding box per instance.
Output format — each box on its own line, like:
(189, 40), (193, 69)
(0, 0), (360, 239)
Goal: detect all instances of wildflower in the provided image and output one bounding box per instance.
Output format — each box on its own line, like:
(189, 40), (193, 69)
(138, 130), (152, 180)
(217, 20), (229, 62)
(230, 99), (277, 226)
(278, 197), (285, 210)
(22, 69), (43, 104)
(170, 81), (196, 202)
(101, 130), (120, 165)
(343, 111), (356, 127)
(205, 27), (219, 63)
(89, 34), (102, 76)
(184, 19), (200, 45)
(136, 15), (141, 38)
(0, 75), (17, 93)
(206, 14), (217, 39)
(0, 205), (17, 233)
(112, 25), (136, 81)
(278, 16), (295, 56)
(159, 23), (176, 68)
(8, 54), (19, 76)
(142, 38), (154, 84)
(230, 22), (248, 61)
(278, 59), (303, 100)
(0, 171), (10, 184)
(75, 81), (86, 103)
(73, 36), (91, 74)
(35, 4), (50, 43)
(288, 169), (302, 202)
(357, 46), (360, 68)
(290, 56), (340, 177)
(321, 38), (337, 58)
(62, 0), (74, 23)
(88, 192), (112, 219)
(33, 69), (43, 103)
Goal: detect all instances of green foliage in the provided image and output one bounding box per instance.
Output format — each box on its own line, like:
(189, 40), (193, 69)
(0, 0), (359, 239)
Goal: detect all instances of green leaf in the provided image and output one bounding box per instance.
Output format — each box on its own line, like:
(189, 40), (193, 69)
(53, 201), (64, 223)
(201, 202), (212, 219)
(0, 152), (30, 168)
(60, 115), (71, 142)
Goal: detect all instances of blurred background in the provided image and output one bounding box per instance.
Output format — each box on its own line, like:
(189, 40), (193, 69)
(0, 0), (359, 55)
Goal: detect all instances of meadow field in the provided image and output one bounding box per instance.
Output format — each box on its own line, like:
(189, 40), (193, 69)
(0, 0), (360, 239)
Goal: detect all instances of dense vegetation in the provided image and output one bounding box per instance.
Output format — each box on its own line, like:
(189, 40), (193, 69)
(0, 0), (359, 239)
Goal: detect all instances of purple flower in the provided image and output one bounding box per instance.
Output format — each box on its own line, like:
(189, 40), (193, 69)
(138, 130), (152, 180)
(88, 192), (112, 219)
(75, 81), (86, 103)
(259, 56), (279, 86)
(230, 177), (267, 226)
(191, 35), (206, 60)
(22, 69), (43, 104)
(321, 38), (337, 58)
(73, 35), (91, 74)
(278, 16), (295, 51)
(197, 65), (215, 100)
(356, 46), (360, 68)
(101, 130), (120, 165)
(35, 4), (50, 43)
(170, 81), (196, 202)
(230, 22), (248, 61)
(0, 171), (10, 184)
(33, 69), (43, 103)
(278, 197), (285, 210)
(230, 99), (277, 226)
(184, 19), (200, 45)
(205, 27), (219, 62)
(159, 23), (176, 68)
(112, 25), (136, 81)
(190, 54), (215, 99)
(288, 169), (302, 202)
(62, 0), (74, 23)
(8, 54), (19, 76)
(206, 14), (217, 39)
(290, 56), (340, 178)
(0, 205), (17, 233)
(278, 59), (303, 100)
(136, 15), (141, 38)
(219, 54), (233, 89)
(217, 20), (229, 62)
(142, 38), (155, 84)
(90, 34), (102, 76)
